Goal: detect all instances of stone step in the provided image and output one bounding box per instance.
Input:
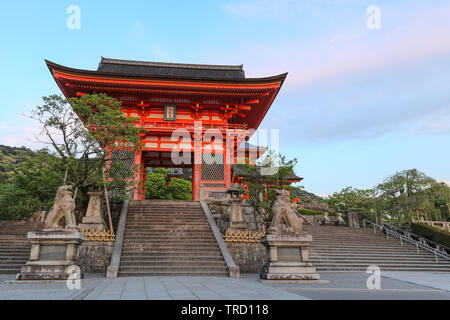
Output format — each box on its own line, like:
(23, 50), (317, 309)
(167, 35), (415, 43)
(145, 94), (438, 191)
(122, 237), (216, 242)
(0, 262), (24, 268)
(125, 223), (209, 227)
(122, 239), (215, 244)
(316, 266), (450, 272)
(128, 209), (203, 212)
(127, 215), (205, 219)
(0, 253), (30, 258)
(0, 268), (20, 274)
(122, 233), (215, 238)
(120, 255), (224, 262)
(118, 265), (228, 272)
(125, 225), (210, 229)
(122, 244), (220, 249)
(0, 255), (28, 260)
(310, 254), (445, 261)
(120, 201), (227, 277)
(303, 225), (450, 272)
(310, 252), (436, 258)
(125, 219), (207, 223)
(311, 245), (424, 251)
(120, 260), (226, 267)
(0, 245), (31, 249)
(121, 249), (222, 255)
(311, 259), (450, 266)
(118, 270), (228, 277)
(0, 249), (31, 254)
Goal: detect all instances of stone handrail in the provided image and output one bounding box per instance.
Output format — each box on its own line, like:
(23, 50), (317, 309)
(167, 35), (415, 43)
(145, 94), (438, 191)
(363, 219), (450, 261)
(200, 200), (240, 278)
(292, 208), (313, 225)
(106, 200), (129, 277)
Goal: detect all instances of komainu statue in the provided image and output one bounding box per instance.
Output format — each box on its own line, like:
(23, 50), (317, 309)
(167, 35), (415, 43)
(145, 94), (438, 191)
(44, 185), (78, 230)
(268, 189), (303, 234)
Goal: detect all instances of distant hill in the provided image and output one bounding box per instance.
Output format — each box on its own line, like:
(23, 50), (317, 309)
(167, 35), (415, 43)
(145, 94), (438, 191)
(0, 145), (37, 183)
(291, 188), (327, 203)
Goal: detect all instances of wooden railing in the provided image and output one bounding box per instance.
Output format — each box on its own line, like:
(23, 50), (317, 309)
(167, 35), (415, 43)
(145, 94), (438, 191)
(223, 229), (264, 243)
(141, 121), (247, 131)
(81, 228), (115, 242)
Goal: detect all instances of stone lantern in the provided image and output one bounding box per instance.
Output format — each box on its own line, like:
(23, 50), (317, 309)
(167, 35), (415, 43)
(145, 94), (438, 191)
(226, 184), (247, 231)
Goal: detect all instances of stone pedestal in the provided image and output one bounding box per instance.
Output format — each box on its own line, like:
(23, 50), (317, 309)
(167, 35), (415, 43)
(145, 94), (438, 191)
(80, 191), (106, 231)
(260, 233), (320, 281)
(229, 197), (247, 231)
(16, 230), (85, 281)
(348, 212), (360, 228)
(226, 184), (247, 232)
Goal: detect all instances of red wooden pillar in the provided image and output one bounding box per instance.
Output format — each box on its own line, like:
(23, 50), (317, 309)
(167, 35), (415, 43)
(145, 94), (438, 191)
(192, 123), (202, 201)
(224, 136), (232, 189)
(142, 167), (147, 200)
(133, 149), (144, 200)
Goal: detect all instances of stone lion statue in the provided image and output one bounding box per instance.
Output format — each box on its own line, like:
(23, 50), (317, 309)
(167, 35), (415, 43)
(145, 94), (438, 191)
(44, 185), (77, 230)
(268, 189), (303, 234)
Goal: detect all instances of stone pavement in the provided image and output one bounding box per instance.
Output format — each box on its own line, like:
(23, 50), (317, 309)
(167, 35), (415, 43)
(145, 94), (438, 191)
(82, 276), (306, 300)
(0, 272), (449, 300)
(381, 272), (450, 292)
(256, 272), (450, 300)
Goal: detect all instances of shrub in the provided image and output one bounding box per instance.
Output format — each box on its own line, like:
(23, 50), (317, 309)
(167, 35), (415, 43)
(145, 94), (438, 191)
(411, 223), (450, 248)
(297, 208), (324, 216)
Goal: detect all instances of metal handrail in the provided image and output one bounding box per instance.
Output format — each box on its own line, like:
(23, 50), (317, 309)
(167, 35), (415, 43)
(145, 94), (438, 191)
(384, 221), (450, 252)
(363, 219), (450, 261)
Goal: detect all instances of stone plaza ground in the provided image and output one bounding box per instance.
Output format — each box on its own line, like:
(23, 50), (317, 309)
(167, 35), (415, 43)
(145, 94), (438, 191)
(0, 272), (449, 300)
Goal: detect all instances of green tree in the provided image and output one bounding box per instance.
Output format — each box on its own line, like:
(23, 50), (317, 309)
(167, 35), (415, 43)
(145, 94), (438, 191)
(145, 172), (168, 200)
(28, 93), (144, 214)
(237, 151), (299, 227)
(144, 168), (192, 200)
(166, 178), (192, 200)
(375, 169), (436, 222)
(326, 186), (376, 222)
(0, 150), (65, 220)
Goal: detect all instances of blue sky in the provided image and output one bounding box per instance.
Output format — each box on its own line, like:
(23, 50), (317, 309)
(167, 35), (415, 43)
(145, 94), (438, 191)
(0, 1), (449, 196)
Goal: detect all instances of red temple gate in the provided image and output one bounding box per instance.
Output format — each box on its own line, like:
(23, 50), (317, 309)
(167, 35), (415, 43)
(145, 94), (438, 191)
(46, 57), (286, 201)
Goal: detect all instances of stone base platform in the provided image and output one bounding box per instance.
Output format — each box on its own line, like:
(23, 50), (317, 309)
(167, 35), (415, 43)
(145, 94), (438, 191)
(260, 233), (320, 281)
(16, 230), (85, 281)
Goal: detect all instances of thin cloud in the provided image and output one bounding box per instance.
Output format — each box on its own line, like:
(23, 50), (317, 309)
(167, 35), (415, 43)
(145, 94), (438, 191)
(236, 5), (450, 87)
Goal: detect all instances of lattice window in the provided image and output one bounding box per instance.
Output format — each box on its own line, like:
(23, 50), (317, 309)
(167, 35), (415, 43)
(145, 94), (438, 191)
(109, 150), (135, 180)
(201, 153), (224, 181)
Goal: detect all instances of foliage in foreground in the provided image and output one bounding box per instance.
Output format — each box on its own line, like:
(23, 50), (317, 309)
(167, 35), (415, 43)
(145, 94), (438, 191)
(0, 150), (65, 220)
(411, 223), (450, 248)
(0, 93), (145, 221)
(145, 168), (192, 201)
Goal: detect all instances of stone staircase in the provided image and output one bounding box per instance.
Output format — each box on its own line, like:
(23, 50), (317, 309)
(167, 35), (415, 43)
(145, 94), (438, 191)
(118, 200), (228, 277)
(304, 225), (450, 272)
(0, 221), (42, 274)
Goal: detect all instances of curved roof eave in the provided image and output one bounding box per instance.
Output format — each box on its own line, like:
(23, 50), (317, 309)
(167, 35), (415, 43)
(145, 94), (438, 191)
(45, 59), (288, 85)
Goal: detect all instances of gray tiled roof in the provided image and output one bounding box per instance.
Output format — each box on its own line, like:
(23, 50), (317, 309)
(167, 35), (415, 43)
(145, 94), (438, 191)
(97, 57), (245, 80)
